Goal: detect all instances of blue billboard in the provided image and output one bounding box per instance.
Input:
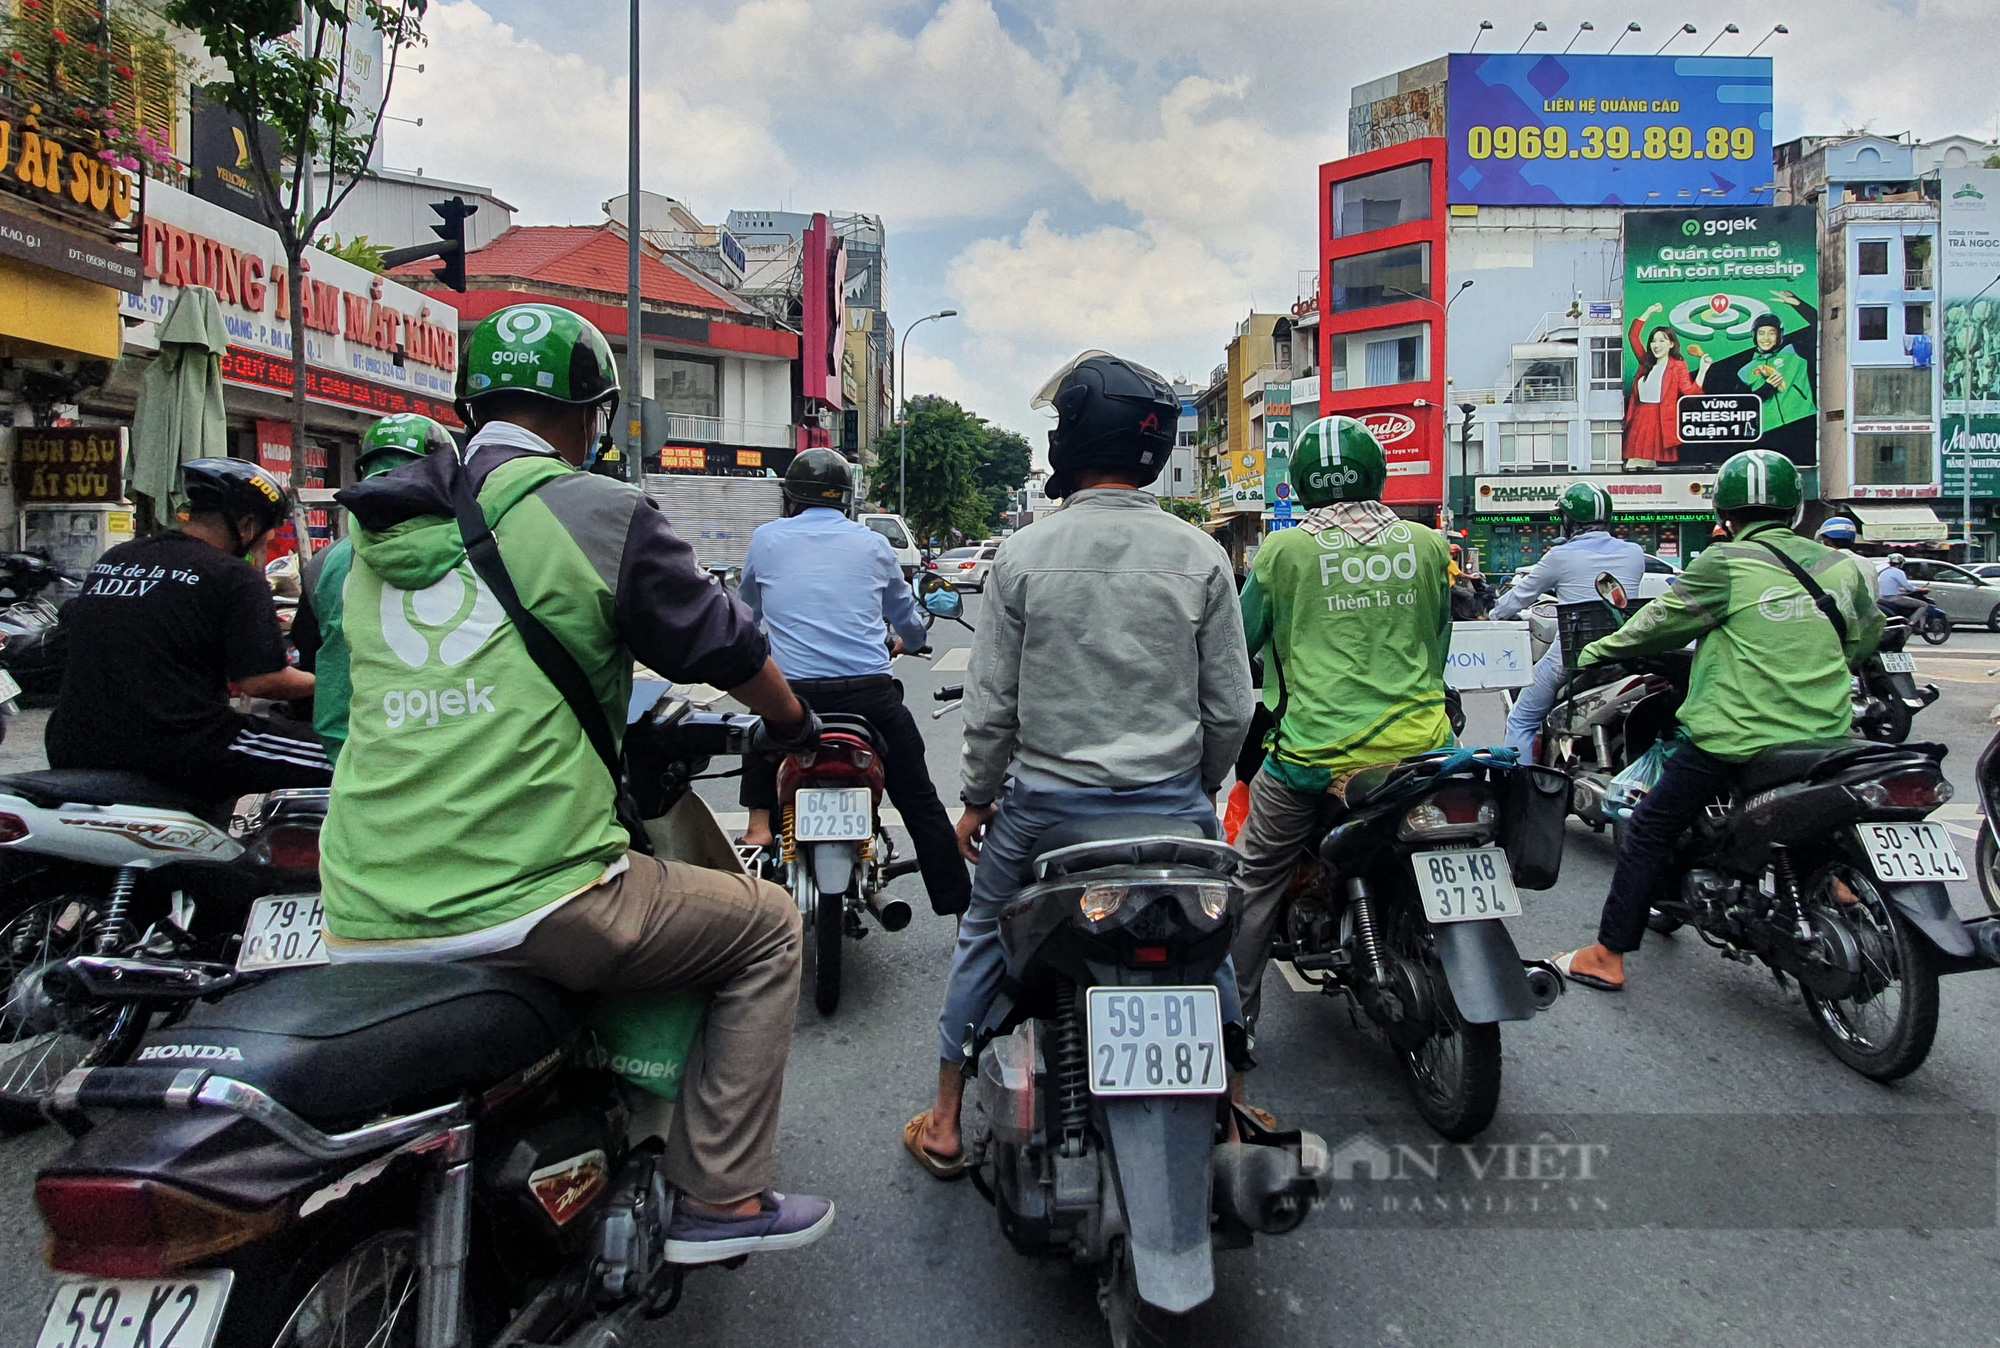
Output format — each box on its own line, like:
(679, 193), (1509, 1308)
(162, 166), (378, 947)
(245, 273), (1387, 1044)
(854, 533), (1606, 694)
(1446, 54), (1773, 206)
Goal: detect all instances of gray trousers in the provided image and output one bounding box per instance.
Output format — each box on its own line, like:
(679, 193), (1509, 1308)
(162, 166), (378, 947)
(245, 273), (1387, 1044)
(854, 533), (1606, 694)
(1229, 769), (1344, 1039)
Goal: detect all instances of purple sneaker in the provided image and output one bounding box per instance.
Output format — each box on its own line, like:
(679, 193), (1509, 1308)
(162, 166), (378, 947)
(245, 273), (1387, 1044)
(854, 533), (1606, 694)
(663, 1190), (834, 1264)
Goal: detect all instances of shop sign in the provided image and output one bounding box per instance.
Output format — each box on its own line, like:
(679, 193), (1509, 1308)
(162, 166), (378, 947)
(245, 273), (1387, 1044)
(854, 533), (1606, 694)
(1677, 394), (1760, 444)
(657, 445), (776, 478)
(0, 94), (142, 243)
(1473, 472), (1715, 514)
(223, 348), (459, 425)
(1849, 484), (1939, 500)
(0, 200), (142, 292)
(15, 427), (123, 503)
(1943, 413), (2000, 497)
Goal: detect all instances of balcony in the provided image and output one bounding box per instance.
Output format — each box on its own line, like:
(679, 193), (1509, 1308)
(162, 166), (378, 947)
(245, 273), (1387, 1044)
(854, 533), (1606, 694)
(659, 412), (793, 450)
(1829, 201), (1937, 230)
(1905, 268), (1934, 292)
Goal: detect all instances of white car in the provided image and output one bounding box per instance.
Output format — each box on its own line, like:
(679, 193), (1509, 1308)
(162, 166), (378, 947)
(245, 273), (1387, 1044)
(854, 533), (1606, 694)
(856, 512), (921, 578)
(938, 543), (1000, 591)
(1503, 552), (1681, 603)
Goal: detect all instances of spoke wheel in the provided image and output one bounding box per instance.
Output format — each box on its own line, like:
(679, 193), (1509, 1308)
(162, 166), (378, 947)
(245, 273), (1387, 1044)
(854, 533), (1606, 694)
(1098, 1237), (1194, 1348)
(0, 894), (109, 1131)
(1978, 829), (2000, 916)
(272, 1230), (421, 1348)
(1389, 905), (1501, 1140)
(1800, 867), (1939, 1082)
(793, 854), (841, 1016)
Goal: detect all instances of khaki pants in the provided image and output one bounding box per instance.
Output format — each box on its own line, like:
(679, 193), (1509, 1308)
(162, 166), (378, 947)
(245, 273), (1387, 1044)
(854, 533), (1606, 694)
(476, 853), (801, 1206)
(1229, 771), (1345, 1038)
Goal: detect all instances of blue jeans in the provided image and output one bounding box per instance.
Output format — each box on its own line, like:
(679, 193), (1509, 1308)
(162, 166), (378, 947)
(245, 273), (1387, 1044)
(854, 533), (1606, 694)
(1503, 646), (1568, 759)
(935, 769), (1243, 1064)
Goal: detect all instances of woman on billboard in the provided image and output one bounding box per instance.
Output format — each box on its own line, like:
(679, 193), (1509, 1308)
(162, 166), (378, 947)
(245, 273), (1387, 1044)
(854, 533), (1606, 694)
(1624, 303), (1711, 467)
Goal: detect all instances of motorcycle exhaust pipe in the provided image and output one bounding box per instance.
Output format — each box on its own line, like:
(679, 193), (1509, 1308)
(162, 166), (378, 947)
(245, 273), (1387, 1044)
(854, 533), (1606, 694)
(865, 888), (912, 933)
(1213, 1142), (1311, 1235)
(1522, 960), (1565, 1010)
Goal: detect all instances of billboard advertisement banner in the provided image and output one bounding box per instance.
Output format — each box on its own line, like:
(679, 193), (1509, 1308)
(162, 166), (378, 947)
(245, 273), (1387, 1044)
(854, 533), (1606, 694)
(1620, 206), (1818, 469)
(1943, 414), (2000, 498)
(1446, 54), (1773, 207)
(1263, 382), (1292, 506)
(1942, 170), (2000, 414)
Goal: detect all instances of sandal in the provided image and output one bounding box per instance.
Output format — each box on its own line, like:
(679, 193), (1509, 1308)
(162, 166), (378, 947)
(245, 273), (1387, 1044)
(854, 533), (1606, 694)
(1551, 949), (1624, 993)
(904, 1110), (967, 1180)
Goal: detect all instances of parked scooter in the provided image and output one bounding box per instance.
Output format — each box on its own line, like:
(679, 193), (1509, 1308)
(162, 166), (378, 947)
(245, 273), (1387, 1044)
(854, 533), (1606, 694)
(0, 551), (79, 700)
(1852, 618), (1939, 743)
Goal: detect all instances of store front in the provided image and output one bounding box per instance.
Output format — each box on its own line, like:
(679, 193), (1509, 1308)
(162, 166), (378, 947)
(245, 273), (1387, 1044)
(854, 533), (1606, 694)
(1466, 472), (1719, 574)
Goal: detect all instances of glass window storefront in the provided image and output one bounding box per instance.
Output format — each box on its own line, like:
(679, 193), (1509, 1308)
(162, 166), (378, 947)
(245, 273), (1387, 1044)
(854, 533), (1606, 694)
(655, 355), (719, 418)
(1853, 431), (1934, 486)
(1853, 367), (1933, 420)
(1331, 244), (1430, 314)
(1332, 163), (1433, 238)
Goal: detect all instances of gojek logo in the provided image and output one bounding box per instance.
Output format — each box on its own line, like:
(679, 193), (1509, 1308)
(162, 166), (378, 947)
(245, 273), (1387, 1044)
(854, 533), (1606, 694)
(379, 568), (505, 730)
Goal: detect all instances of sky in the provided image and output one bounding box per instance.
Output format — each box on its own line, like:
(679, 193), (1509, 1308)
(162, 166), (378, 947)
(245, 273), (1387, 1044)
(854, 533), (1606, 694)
(384, 0), (2000, 448)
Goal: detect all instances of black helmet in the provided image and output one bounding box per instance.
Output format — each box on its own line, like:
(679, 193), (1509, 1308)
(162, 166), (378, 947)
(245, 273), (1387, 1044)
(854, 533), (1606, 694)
(783, 448), (856, 514)
(180, 458), (293, 541)
(1034, 350), (1178, 499)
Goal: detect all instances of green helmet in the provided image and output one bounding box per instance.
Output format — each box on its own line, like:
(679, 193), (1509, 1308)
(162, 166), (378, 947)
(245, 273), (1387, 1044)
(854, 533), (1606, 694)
(1290, 416), (1387, 507)
(1712, 449), (1803, 515)
(1557, 481), (1615, 531)
(357, 413), (453, 478)
(457, 303), (620, 420)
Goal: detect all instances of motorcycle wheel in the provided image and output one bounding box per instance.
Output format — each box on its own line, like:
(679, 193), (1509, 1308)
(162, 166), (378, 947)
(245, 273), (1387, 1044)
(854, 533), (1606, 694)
(1800, 867), (1940, 1082)
(0, 892), (115, 1132)
(1921, 612), (1951, 645)
(1391, 906), (1501, 1140)
(270, 1229), (420, 1348)
(1859, 698), (1913, 744)
(1645, 907), (1683, 935)
(811, 877), (843, 1016)
(1978, 829), (2000, 916)
(1099, 1236), (1194, 1348)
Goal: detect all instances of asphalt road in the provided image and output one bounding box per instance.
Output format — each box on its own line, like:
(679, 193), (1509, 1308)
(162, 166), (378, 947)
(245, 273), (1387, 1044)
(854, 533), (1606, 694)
(5, 612), (2000, 1346)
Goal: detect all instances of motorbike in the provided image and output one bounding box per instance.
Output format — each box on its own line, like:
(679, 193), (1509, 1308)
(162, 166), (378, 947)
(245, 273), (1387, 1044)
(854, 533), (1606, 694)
(27, 687), (776, 1348)
(1884, 585), (1952, 646)
(1851, 618), (1939, 744)
(954, 723), (1332, 1346)
(0, 776), (327, 1126)
(1272, 749), (1566, 1140)
(0, 550), (79, 701)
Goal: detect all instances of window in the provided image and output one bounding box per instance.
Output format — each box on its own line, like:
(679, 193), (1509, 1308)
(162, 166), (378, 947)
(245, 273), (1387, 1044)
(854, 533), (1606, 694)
(1857, 306), (1890, 342)
(863, 517), (911, 549)
(1854, 432), (1933, 485)
(1332, 162), (1432, 238)
(1497, 421), (1569, 471)
(1904, 235), (1934, 290)
(655, 355), (719, 418)
(1330, 324), (1428, 389)
(1177, 429), (1196, 447)
(1329, 340), (1349, 391)
(1331, 244), (1430, 313)
(1906, 303), (1931, 337)
(1591, 420), (1623, 466)
(1589, 337), (1622, 390)
(1858, 240), (1890, 276)
(1365, 336), (1421, 386)
(1853, 366), (1932, 419)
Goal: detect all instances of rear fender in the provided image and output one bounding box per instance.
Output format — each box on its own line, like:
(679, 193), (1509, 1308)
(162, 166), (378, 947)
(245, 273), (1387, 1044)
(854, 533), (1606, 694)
(1881, 880), (1974, 957)
(1429, 919), (1540, 1023)
(1100, 1096), (1215, 1315)
(810, 843), (856, 897)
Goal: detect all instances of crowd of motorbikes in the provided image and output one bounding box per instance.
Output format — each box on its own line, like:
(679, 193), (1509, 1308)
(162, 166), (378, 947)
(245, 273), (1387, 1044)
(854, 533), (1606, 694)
(0, 553), (1998, 1348)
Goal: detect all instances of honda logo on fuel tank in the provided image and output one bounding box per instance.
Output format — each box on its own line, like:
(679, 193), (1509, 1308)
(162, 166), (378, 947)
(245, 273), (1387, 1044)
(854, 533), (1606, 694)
(1359, 412), (1417, 446)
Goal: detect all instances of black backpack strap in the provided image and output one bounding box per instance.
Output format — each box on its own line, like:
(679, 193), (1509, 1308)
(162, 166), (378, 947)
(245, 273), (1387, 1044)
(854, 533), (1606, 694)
(1747, 536), (1849, 646)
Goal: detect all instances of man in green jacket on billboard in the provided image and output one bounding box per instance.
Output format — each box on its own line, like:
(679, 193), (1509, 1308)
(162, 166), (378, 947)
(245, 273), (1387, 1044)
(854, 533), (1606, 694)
(320, 303), (834, 1263)
(1554, 448), (1883, 992)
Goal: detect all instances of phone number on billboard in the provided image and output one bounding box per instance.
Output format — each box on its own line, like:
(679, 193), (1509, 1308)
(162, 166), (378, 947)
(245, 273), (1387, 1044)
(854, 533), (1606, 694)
(1465, 125), (1758, 163)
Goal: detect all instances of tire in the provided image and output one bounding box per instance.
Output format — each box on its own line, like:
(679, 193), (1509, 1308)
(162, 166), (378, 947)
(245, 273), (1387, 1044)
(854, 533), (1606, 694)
(1645, 907), (1683, 935)
(1859, 697), (1912, 745)
(811, 875), (843, 1016)
(0, 891), (114, 1132)
(1979, 828), (2000, 916)
(1100, 1237), (1195, 1348)
(1921, 612), (1951, 645)
(1800, 869), (1940, 1082)
(267, 1229), (420, 1348)
(1987, 602), (2000, 634)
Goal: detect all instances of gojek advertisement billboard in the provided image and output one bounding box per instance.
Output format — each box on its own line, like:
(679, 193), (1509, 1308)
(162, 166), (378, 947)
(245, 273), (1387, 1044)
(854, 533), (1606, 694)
(1620, 205), (1818, 469)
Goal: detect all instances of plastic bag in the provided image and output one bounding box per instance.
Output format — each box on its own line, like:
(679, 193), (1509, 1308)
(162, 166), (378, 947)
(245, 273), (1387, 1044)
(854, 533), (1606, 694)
(1603, 737), (1676, 822)
(583, 991), (708, 1101)
(1223, 780), (1252, 844)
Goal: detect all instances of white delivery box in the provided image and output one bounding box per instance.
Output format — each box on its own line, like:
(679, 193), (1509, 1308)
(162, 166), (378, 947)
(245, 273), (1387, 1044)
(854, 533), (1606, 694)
(1445, 620), (1535, 692)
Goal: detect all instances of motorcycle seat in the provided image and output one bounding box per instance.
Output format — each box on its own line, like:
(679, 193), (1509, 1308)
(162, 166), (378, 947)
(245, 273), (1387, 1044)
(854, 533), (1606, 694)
(1736, 741), (1935, 793)
(1025, 813), (1207, 879)
(0, 769), (218, 818)
(1340, 763), (1405, 809)
(137, 962), (577, 1127)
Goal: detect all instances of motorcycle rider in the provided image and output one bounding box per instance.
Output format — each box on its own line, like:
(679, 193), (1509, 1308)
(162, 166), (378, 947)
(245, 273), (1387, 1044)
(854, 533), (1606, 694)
(46, 458), (330, 800)
(1875, 553), (1931, 626)
(1553, 448), (1885, 992)
(320, 303), (833, 1261)
(1489, 482), (1646, 758)
(735, 448), (971, 916)
(906, 350), (1253, 1178)
(293, 413), (455, 762)
(1814, 515), (1860, 551)
(1226, 416), (1454, 1097)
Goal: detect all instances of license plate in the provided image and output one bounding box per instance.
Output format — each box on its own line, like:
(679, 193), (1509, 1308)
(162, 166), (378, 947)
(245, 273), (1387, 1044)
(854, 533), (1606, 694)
(236, 894), (329, 971)
(1856, 821), (1968, 883)
(1410, 846), (1523, 923)
(1880, 652), (1916, 673)
(1086, 986), (1226, 1096)
(37, 1273), (233, 1348)
(0, 669), (21, 702)
(794, 788), (873, 842)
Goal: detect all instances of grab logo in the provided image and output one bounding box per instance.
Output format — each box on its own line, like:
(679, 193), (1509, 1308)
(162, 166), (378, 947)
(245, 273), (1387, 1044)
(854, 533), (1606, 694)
(380, 568), (505, 670)
(1755, 585), (1814, 623)
(1358, 412), (1416, 446)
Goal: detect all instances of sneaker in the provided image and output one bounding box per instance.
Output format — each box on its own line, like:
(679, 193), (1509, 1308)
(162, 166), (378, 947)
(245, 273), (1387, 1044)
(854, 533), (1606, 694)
(663, 1190), (834, 1264)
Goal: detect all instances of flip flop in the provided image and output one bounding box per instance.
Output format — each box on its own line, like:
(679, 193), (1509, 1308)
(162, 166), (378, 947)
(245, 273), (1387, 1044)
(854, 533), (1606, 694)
(904, 1111), (967, 1181)
(1551, 949), (1624, 993)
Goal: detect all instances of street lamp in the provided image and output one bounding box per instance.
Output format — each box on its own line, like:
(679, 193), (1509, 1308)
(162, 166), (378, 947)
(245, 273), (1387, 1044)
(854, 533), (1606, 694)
(898, 309), (958, 523)
(1382, 282), (1475, 519)
(1606, 21), (1641, 53)
(1469, 19), (1494, 51)
(1655, 23), (1696, 54)
(1699, 23), (1740, 54)
(1746, 24), (1788, 55)
(1562, 21), (1594, 52)
(1516, 20), (1548, 52)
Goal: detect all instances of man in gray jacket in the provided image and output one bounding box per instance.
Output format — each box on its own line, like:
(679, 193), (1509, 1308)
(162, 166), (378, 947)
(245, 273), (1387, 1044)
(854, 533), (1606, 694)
(905, 351), (1254, 1178)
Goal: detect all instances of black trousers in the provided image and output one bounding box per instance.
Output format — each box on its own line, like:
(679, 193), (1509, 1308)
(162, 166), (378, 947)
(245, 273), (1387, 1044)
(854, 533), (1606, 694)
(741, 678), (971, 916)
(51, 712), (334, 810)
(1597, 740), (1735, 953)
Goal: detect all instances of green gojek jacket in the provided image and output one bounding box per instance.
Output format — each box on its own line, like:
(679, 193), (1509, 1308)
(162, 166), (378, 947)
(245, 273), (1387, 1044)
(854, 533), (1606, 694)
(1742, 346), (1817, 434)
(1241, 517), (1454, 794)
(320, 440), (768, 942)
(1579, 521), (1884, 761)
(303, 538), (357, 763)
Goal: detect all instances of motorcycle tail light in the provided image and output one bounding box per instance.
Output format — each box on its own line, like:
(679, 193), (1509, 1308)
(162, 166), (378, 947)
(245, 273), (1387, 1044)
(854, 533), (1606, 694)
(1131, 946), (1169, 965)
(1398, 785), (1499, 842)
(851, 750), (875, 772)
(1872, 772), (1952, 810)
(1078, 884), (1129, 925)
(0, 812), (27, 843)
(258, 825), (321, 873)
(37, 1177), (285, 1277)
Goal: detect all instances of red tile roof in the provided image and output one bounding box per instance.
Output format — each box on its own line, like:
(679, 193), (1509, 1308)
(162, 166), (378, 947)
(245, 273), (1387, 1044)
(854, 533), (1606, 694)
(393, 225), (756, 316)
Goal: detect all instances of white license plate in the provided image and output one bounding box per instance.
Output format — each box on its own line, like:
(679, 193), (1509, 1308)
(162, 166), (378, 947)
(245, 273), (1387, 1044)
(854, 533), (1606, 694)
(1086, 986), (1227, 1097)
(794, 788), (873, 842)
(37, 1273), (233, 1348)
(1411, 846), (1523, 923)
(236, 894), (329, 971)
(1880, 652), (1916, 673)
(1856, 821), (1968, 883)
(0, 669), (21, 703)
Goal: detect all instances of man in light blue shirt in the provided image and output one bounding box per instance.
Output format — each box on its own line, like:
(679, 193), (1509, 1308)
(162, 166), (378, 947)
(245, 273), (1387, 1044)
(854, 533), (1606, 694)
(736, 449), (970, 915)
(1492, 482), (1646, 757)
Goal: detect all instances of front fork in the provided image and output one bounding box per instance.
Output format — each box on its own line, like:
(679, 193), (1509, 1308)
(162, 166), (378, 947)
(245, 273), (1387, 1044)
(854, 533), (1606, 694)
(416, 1123), (475, 1348)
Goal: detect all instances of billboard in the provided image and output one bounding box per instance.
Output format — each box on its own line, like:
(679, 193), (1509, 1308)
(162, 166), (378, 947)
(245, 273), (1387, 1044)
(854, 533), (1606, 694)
(1942, 170), (2000, 414)
(1446, 54), (1773, 207)
(1621, 206), (1818, 469)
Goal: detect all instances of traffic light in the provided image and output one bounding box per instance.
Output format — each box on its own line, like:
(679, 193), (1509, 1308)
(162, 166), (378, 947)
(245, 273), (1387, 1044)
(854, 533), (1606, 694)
(430, 196), (476, 292)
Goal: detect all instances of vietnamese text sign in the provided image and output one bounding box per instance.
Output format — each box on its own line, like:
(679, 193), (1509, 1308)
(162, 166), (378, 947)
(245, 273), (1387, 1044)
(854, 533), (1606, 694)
(1446, 55), (1772, 207)
(14, 427), (124, 503)
(1942, 170), (2000, 414)
(1943, 413), (2000, 498)
(1678, 393), (1761, 444)
(1473, 472), (1715, 514)
(1623, 206), (1818, 468)
(1447, 621), (1534, 691)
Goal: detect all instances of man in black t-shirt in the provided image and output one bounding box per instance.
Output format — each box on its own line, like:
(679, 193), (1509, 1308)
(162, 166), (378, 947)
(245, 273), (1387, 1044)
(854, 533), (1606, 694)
(46, 458), (331, 803)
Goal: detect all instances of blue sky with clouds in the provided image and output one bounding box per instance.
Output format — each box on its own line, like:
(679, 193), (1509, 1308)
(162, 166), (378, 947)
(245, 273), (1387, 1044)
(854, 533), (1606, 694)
(385, 0), (2000, 446)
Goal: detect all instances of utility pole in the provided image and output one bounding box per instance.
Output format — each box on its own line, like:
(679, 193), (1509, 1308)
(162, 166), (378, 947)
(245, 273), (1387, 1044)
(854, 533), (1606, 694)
(623, 0), (642, 481)
(897, 309), (958, 522)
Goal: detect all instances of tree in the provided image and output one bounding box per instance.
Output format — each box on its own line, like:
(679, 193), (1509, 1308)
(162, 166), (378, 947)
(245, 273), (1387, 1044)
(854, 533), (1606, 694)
(164, 0), (426, 452)
(973, 425), (1032, 532)
(865, 396), (1000, 545)
(1160, 497), (1209, 525)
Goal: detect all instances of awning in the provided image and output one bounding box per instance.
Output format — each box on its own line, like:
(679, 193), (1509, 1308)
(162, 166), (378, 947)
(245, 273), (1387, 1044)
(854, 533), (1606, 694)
(1853, 504), (1949, 542)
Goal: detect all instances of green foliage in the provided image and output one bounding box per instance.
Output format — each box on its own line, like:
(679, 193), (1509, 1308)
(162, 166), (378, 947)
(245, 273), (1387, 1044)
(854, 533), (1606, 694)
(0, 0), (191, 175)
(866, 396), (1029, 544)
(1160, 497), (1209, 525)
(324, 233), (385, 272)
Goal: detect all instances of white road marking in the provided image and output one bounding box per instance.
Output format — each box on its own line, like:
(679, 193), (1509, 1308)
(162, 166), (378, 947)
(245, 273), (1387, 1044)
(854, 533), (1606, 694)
(1944, 822), (1981, 840)
(1935, 804), (1984, 821)
(932, 647), (971, 671)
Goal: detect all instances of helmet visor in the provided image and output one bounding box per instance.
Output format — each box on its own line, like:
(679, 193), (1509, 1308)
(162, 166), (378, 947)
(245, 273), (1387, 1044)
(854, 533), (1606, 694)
(1031, 351), (1114, 410)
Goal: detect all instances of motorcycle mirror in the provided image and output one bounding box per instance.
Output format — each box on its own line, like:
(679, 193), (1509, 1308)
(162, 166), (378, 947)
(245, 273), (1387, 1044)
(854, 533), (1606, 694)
(924, 589), (964, 621)
(1595, 572), (1628, 610)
